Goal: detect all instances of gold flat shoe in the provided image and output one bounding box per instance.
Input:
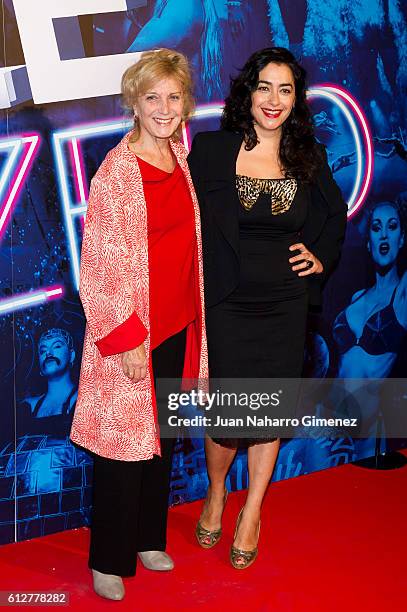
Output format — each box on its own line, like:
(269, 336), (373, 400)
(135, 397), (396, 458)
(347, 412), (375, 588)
(230, 507), (261, 570)
(195, 487), (228, 549)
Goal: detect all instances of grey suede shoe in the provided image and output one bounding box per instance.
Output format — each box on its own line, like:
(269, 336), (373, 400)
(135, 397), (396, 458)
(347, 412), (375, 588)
(92, 569), (125, 601)
(138, 551), (174, 571)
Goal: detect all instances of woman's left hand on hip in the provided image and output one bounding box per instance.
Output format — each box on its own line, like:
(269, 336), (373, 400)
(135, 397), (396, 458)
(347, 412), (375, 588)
(288, 243), (324, 276)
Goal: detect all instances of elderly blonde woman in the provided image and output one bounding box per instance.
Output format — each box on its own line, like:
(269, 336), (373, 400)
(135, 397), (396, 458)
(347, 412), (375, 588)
(70, 49), (208, 601)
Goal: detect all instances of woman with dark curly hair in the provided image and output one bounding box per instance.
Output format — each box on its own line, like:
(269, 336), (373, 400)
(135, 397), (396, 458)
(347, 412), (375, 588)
(188, 47), (347, 569)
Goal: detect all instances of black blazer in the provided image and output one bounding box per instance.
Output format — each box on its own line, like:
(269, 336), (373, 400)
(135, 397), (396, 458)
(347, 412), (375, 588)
(188, 129), (348, 308)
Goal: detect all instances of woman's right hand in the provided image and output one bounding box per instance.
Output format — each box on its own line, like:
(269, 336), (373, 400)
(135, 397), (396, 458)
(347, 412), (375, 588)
(121, 343), (147, 382)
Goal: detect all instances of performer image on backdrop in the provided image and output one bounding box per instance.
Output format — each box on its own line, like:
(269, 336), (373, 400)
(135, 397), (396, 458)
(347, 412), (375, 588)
(374, 133), (407, 162)
(70, 49), (208, 601)
(332, 200), (407, 453)
(332, 201), (407, 457)
(333, 200), (407, 378)
(20, 328), (77, 437)
(188, 47), (347, 569)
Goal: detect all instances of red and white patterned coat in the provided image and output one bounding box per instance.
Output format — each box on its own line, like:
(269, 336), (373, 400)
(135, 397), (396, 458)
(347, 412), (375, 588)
(70, 131), (208, 461)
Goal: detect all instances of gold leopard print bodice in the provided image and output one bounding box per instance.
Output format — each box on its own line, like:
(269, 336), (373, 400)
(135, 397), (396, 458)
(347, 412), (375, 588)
(236, 175), (298, 214)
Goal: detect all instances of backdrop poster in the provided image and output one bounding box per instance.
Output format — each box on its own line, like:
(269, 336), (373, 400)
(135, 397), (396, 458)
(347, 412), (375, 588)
(0, 0), (406, 544)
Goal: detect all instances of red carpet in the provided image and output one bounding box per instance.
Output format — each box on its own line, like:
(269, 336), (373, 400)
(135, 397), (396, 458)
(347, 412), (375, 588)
(1, 454), (406, 611)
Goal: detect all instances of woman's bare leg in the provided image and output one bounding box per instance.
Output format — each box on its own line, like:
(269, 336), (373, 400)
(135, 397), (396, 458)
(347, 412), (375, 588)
(232, 439), (280, 563)
(198, 436), (237, 531)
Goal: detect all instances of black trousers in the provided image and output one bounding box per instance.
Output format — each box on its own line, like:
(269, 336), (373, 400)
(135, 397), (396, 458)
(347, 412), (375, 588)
(88, 328), (186, 577)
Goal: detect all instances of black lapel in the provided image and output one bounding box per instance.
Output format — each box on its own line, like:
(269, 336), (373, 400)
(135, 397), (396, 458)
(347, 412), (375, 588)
(301, 181), (328, 245)
(205, 131), (243, 257)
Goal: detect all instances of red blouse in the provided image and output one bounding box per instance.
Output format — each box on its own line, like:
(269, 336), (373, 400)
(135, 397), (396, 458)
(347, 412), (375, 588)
(96, 155), (197, 356)
(139, 155), (196, 349)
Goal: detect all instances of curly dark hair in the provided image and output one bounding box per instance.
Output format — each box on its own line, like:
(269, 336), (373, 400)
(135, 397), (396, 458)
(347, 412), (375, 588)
(221, 47), (323, 182)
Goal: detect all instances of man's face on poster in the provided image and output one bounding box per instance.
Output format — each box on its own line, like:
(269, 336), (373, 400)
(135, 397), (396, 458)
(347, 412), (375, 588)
(38, 335), (74, 378)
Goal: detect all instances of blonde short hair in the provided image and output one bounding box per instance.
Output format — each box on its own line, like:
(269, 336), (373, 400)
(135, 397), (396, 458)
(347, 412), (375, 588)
(121, 48), (195, 142)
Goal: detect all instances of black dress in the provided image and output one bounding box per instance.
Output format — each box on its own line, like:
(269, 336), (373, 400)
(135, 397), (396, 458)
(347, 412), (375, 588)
(206, 176), (309, 448)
